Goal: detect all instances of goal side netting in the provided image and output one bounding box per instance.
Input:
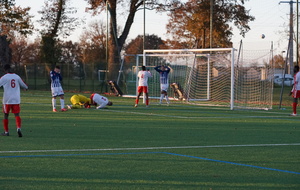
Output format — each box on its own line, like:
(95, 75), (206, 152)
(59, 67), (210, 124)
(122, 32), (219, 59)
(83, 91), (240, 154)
(120, 48), (273, 110)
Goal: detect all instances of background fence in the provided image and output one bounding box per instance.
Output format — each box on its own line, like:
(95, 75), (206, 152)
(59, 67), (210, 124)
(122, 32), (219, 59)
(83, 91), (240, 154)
(12, 61), (117, 93)
(7, 47), (274, 110)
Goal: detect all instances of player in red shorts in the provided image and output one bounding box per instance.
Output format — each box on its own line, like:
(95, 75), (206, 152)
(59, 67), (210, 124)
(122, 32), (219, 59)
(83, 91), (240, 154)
(134, 66), (152, 107)
(291, 65), (300, 116)
(0, 64), (28, 137)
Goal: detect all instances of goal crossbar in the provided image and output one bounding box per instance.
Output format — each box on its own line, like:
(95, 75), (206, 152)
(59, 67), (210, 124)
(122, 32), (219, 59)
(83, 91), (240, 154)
(143, 48), (234, 53)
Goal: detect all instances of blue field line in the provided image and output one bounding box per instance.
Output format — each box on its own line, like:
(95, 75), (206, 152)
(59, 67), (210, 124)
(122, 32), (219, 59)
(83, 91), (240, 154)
(162, 152), (300, 175)
(1, 151), (299, 175)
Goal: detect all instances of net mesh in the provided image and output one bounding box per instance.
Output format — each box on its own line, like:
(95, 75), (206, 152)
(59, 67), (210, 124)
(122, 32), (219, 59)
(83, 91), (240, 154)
(120, 48), (273, 110)
(234, 50), (274, 110)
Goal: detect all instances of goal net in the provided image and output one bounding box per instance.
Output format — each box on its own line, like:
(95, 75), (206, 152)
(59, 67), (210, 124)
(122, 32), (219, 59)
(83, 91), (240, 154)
(120, 48), (273, 110)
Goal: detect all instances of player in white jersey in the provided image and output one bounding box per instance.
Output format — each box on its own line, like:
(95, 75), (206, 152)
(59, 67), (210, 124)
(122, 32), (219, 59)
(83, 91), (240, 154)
(290, 65), (300, 116)
(0, 64), (28, 137)
(50, 66), (67, 112)
(90, 93), (113, 109)
(135, 66), (152, 107)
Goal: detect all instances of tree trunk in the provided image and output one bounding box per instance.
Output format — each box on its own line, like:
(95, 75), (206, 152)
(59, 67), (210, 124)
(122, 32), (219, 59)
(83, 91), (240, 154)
(106, 0), (139, 82)
(107, 1), (119, 81)
(107, 41), (120, 81)
(41, 36), (58, 69)
(0, 35), (12, 68)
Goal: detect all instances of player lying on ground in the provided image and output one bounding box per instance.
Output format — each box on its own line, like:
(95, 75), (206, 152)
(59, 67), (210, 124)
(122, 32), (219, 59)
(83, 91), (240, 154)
(67, 94), (91, 109)
(90, 93), (113, 109)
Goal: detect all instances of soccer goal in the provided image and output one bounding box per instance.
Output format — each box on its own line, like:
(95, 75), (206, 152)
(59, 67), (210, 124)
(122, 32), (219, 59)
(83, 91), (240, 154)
(121, 48), (273, 110)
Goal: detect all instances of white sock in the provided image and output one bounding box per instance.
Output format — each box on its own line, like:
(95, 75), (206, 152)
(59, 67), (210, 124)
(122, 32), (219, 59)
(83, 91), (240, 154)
(166, 95), (170, 104)
(160, 94), (164, 103)
(52, 98), (56, 109)
(60, 99), (65, 109)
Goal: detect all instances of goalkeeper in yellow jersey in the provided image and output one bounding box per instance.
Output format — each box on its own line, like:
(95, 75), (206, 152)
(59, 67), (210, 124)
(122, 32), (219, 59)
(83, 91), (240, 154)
(67, 94), (91, 109)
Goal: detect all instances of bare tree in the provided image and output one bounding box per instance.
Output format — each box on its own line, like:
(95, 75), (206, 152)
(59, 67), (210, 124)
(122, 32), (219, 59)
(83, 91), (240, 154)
(85, 0), (178, 81)
(38, 0), (80, 68)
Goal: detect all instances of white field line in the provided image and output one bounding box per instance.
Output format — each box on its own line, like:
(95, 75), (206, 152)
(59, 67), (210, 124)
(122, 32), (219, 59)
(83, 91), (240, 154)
(22, 103), (294, 119)
(1, 143), (299, 154)
(101, 109), (195, 119)
(96, 109), (299, 119)
(24, 101), (292, 117)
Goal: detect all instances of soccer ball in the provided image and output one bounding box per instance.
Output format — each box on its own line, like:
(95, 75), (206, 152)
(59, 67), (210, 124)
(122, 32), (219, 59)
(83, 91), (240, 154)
(261, 34), (265, 39)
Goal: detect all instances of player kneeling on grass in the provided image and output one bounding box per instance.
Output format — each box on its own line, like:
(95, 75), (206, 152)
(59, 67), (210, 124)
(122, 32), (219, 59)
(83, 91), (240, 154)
(67, 94), (91, 109)
(0, 64), (28, 137)
(90, 93), (113, 109)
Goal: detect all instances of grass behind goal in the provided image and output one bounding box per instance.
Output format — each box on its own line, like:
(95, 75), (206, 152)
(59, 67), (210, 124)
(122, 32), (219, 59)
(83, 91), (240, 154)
(0, 90), (299, 190)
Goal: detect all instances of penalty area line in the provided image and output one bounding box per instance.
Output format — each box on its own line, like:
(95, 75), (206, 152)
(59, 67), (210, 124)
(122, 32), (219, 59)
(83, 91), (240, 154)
(163, 152), (300, 175)
(0, 143), (299, 154)
(0, 150), (299, 175)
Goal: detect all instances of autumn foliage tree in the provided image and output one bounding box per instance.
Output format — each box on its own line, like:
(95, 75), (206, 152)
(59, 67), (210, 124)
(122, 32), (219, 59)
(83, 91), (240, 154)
(125, 34), (165, 55)
(271, 54), (285, 69)
(124, 34), (165, 70)
(10, 36), (31, 69)
(9, 36), (41, 76)
(0, 0), (33, 38)
(79, 21), (107, 70)
(166, 0), (255, 49)
(0, 0), (33, 67)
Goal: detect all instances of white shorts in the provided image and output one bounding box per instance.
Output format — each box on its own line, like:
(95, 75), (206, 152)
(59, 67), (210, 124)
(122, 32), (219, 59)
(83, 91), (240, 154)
(51, 87), (64, 97)
(160, 83), (169, 92)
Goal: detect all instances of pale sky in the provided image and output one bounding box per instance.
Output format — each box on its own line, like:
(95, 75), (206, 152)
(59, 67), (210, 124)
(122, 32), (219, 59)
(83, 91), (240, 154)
(15, 0), (293, 55)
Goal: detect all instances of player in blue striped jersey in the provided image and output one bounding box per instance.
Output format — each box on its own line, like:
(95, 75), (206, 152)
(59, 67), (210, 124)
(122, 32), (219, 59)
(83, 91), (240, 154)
(50, 66), (67, 112)
(154, 65), (171, 105)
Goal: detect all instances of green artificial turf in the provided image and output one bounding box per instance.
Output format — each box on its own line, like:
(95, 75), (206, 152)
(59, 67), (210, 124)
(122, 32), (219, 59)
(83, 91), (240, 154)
(0, 90), (299, 190)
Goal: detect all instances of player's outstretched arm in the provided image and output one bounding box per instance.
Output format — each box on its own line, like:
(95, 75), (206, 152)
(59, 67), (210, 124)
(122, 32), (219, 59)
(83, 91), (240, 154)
(19, 77), (28, 90)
